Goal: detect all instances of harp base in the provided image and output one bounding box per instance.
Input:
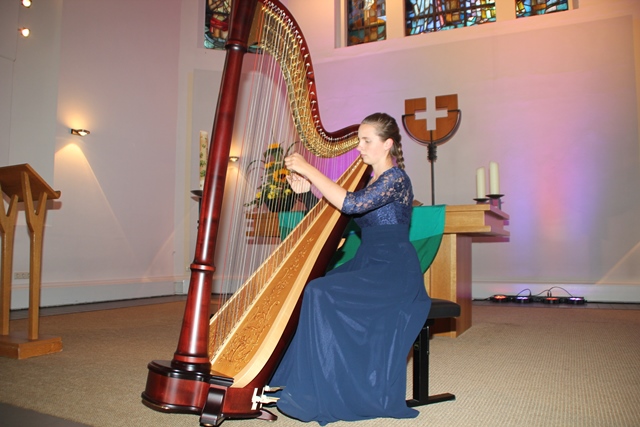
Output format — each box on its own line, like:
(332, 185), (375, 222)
(143, 360), (273, 425)
(141, 360), (228, 415)
(200, 382), (276, 426)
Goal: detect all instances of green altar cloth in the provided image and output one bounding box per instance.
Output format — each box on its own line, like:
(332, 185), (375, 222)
(278, 211), (306, 240)
(327, 205), (446, 273)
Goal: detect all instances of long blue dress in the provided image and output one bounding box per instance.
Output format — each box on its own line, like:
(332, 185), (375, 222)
(269, 167), (431, 425)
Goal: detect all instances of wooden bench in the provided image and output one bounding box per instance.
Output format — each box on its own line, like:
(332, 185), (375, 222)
(407, 298), (461, 407)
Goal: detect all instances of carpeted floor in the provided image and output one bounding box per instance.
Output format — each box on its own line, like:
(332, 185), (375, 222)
(1, 302), (639, 427)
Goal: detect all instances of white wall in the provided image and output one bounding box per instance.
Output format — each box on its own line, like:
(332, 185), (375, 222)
(1, 0), (60, 181)
(1, 0), (639, 309)
(285, 0), (640, 302)
(0, 0), (20, 166)
(2, 0), (184, 308)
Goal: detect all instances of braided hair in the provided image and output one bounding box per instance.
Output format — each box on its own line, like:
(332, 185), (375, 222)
(361, 112), (406, 169)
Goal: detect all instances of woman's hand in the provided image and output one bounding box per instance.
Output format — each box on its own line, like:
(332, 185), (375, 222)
(285, 152), (347, 210)
(286, 173), (311, 194)
(284, 153), (310, 176)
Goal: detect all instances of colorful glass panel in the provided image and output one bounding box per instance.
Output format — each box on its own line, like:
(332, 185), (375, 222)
(515, 0), (569, 18)
(348, 0), (387, 46)
(406, 0), (496, 35)
(204, 0), (231, 50)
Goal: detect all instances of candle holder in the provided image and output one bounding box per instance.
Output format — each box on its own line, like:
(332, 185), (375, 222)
(487, 194), (503, 209)
(473, 197), (489, 204)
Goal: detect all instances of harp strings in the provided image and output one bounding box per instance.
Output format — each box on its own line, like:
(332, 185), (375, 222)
(210, 7), (302, 348)
(208, 1), (361, 356)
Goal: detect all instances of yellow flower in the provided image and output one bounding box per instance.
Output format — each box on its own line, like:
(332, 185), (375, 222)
(245, 140), (298, 209)
(273, 168), (289, 183)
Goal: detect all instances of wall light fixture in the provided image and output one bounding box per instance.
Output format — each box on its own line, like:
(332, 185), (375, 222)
(70, 129), (90, 136)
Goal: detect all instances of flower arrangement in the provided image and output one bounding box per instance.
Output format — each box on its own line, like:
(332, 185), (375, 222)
(246, 141), (298, 212)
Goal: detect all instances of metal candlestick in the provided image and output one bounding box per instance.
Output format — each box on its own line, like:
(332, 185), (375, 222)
(487, 194), (503, 210)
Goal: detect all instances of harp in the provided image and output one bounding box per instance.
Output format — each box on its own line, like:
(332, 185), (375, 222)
(142, 1), (369, 425)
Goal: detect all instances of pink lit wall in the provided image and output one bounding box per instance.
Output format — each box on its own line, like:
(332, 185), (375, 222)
(282, 0), (640, 301)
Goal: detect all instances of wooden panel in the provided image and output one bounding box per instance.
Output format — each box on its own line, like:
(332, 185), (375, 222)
(425, 234), (472, 337)
(403, 98), (430, 141)
(443, 204), (509, 236)
(0, 333), (62, 359)
(0, 164), (61, 202)
(423, 204), (509, 337)
(245, 212), (279, 238)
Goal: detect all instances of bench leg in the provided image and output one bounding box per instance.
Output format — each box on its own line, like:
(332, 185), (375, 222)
(406, 320), (456, 407)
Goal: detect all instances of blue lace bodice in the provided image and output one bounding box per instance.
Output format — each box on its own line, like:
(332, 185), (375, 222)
(342, 167), (414, 228)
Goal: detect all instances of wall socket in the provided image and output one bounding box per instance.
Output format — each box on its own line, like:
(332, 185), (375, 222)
(14, 272), (30, 280)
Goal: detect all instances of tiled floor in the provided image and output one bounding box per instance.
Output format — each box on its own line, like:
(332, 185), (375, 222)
(2, 296), (638, 426)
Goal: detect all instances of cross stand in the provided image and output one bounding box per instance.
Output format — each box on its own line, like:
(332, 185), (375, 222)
(402, 95), (461, 205)
(0, 164), (62, 359)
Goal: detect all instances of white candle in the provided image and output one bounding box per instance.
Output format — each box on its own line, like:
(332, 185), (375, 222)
(199, 131), (208, 190)
(476, 167), (486, 199)
(489, 161), (500, 195)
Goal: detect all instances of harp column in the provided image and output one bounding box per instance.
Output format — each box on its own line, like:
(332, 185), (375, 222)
(142, 0), (260, 416)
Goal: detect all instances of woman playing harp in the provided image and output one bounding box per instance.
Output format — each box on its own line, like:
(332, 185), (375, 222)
(269, 113), (431, 425)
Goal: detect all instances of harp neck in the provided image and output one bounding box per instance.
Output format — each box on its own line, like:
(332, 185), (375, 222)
(257, 1), (360, 157)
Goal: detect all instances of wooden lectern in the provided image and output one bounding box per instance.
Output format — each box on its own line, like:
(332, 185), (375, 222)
(0, 164), (62, 359)
(424, 204), (509, 337)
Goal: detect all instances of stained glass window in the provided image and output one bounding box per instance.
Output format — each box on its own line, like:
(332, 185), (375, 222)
(347, 0), (387, 46)
(406, 0), (496, 35)
(204, 0), (231, 50)
(516, 0), (569, 18)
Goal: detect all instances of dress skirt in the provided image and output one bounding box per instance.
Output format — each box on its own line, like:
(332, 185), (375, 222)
(270, 223), (431, 425)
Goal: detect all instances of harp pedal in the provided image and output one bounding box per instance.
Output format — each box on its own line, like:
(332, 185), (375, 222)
(251, 386), (282, 409)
